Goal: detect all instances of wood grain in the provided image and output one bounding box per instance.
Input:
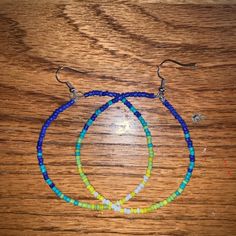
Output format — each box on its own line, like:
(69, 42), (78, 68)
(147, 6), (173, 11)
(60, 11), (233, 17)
(0, 1), (236, 235)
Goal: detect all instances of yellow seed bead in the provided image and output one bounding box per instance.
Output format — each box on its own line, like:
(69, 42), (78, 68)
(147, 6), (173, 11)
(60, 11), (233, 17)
(131, 192), (135, 197)
(70, 199), (75, 204)
(147, 136), (152, 142)
(120, 209), (124, 213)
(122, 199), (126, 205)
(60, 194), (64, 199)
(178, 188), (183, 193)
(163, 200), (168, 206)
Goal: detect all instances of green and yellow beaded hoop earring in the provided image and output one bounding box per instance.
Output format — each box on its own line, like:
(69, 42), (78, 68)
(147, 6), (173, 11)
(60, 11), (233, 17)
(36, 59), (196, 214)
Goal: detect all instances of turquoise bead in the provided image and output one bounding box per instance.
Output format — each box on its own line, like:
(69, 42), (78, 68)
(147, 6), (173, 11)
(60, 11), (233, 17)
(40, 165), (46, 173)
(130, 106), (136, 113)
(64, 195), (71, 202)
(108, 100), (113, 105)
(189, 147), (195, 155)
(74, 200), (79, 206)
(46, 179), (52, 185)
(95, 109), (101, 115)
(189, 161), (195, 169)
(80, 131), (86, 138)
(185, 133), (190, 138)
(87, 119), (93, 126)
(139, 117), (147, 126)
(148, 143), (153, 148)
(180, 182), (186, 189)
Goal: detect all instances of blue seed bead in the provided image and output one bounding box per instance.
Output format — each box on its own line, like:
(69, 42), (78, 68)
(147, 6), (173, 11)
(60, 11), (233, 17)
(175, 191), (180, 196)
(91, 113), (97, 121)
(49, 183), (55, 189)
(188, 143), (193, 148)
(83, 92), (89, 97)
(185, 138), (191, 143)
(43, 172), (49, 180)
(111, 97), (119, 103)
(148, 143), (153, 148)
(188, 168), (193, 173)
(123, 100), (132, 108)
(183, 129), (189, 134)
(100, 103), (109, 111)
(37, 140), (43, 147)
(38, 158), (44, 165)
(149, 93), (156, 98)
(134, 111), (141, 118)
(137, 92), (144, 97)
(83, 124), (89, 131)
(111, 92), (119, 97)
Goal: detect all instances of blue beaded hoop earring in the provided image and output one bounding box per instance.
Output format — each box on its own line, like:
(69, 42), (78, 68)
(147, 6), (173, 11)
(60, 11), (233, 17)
(36, 59), (196, 214)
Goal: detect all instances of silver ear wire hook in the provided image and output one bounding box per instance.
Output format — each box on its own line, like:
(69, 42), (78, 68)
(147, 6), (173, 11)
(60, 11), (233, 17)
(55, 65), (84, 100)
(156, 59), (196, 101)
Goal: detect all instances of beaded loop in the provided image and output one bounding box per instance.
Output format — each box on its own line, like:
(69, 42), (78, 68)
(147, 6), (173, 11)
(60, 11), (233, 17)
(36, 90), (195, 214)
(76, 97), (154, 209)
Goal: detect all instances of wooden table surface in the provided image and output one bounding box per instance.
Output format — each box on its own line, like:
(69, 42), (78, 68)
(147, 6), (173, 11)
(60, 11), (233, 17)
(0, 1), (235, 235)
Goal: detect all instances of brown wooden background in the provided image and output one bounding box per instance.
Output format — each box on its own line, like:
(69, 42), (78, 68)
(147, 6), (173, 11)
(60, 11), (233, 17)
(0, 1), (235, 235)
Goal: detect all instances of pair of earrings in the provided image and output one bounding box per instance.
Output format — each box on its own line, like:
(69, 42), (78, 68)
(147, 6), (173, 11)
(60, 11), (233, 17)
(36, 59), (196, 214)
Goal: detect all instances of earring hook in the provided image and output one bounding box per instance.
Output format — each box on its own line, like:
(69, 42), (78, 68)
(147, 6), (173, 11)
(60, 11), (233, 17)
(55, 65), (84, 100)
(156, 59), (196, 101)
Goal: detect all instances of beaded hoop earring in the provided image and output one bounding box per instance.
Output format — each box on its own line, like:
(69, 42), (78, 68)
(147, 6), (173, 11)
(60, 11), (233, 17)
(75, 96), (154, 209)
(36, 59), (196, 214)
